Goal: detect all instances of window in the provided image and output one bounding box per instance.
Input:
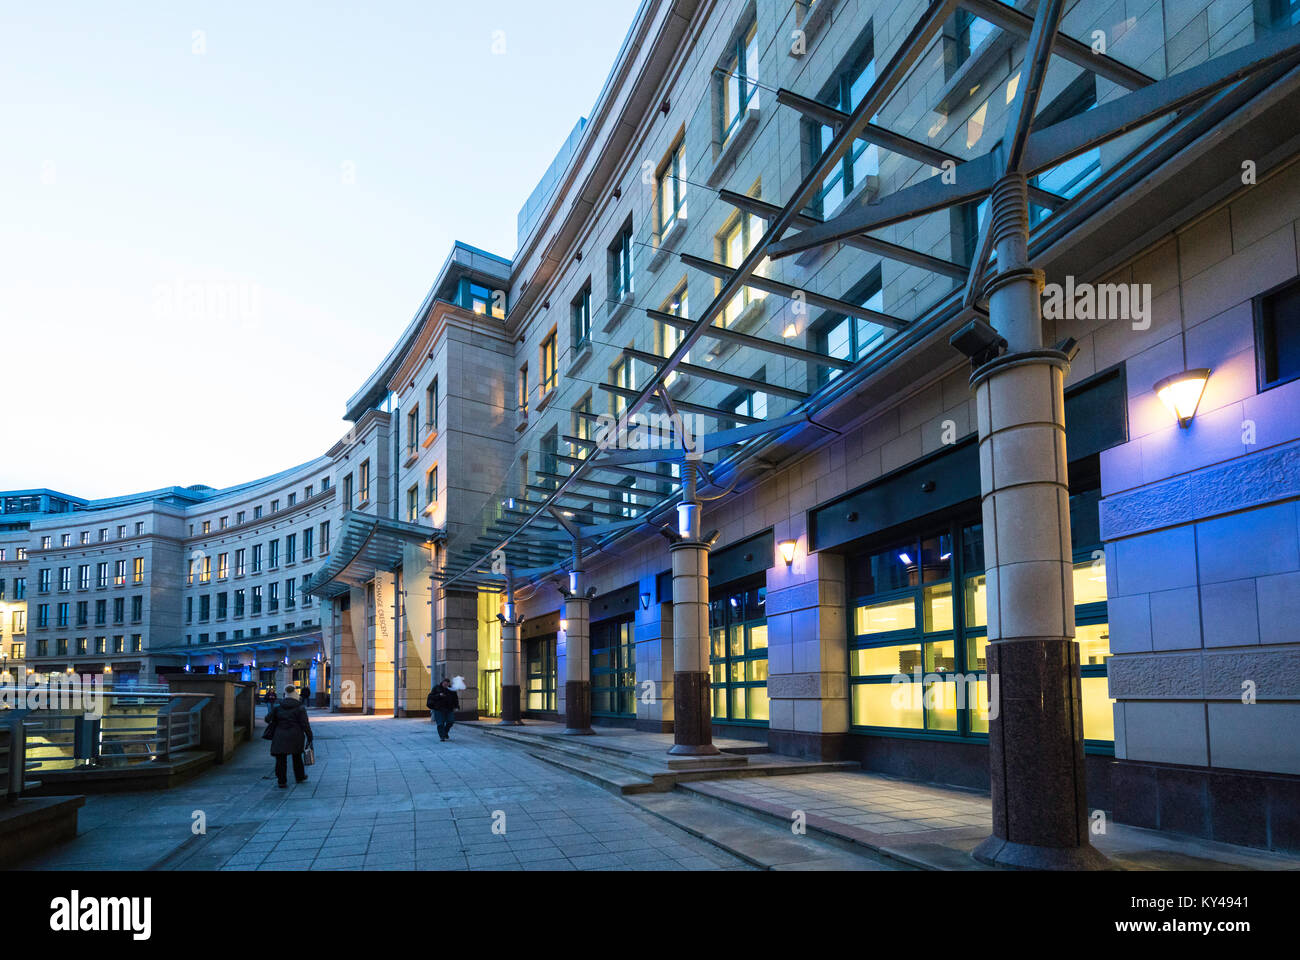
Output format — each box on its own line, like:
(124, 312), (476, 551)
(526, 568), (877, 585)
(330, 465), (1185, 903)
(658, 285), (690, 387)
(466, 281), (506, 319)
(58, 567), (70, 591)
(95, 599), (105, 625)
(216, 553), (228, 579)
(237, 511), (245, 524)
(359, 461), (371, 503)
(286, 534), (296, 564)
(235, 589), (245, 618)
(79, 532), (88, 545)
(56, 638), (68, 656)
(943, 9), (995, 80)
(303, 527), (313, 559)
(252, 544), (263, 574)
(847, 512), (1113, 744)
(131, 635), (142, 653)
(199, 595), (210, 622)
(718, 18), (759, 146)
(608, 220), (634, 302)
(128, 595), (140, 622)
(723, 379), (768, 428)
(540, 331), (557, 397)
(407, 405), (420, 454)
(217, 592), (228, 619)
(718, 207), (765, 326)
(60, 534), (70, 547)
(37, 604), (49, 628)
(610, 475), (637, 519)
(269, 582), (279, 613)
(78, 565), (89, 590)
(13, 578), (23, 600)
(202, 521), (211, 535)
(113, 597), (125, 624)
(1256, 277), (1300, 390)
(591, 617), (636, 718)
(572, 394), (593, 458)
(114, 559), (127, 586)
(808, 39), (880, 215)
(254, 505), (263, 520)
(76, 601), (87, 626)
(813, 268), (887, 384)
(609, 354), (636, 417)
(252, 586), (263, 615)
(219, 516), (228, 530)
(571, 282), (592, 350)
(197, 556), (209, 584)
(16, 548), (26, 561)
(40, 536), (51, 550)
(1030, 76), (1101, 226)
(38, 569), (51, 593)
(304, 485), (313, 499)
(518, 364), (530, 416)
(343, 473), (353, 508)
(269, 539), (280, 568)
(286, 578), (296, 609)
(287, 493), (296, 508)
(407, 485), (420, 523)
(235, 548), (245, 576)
(133, 557), (144, 583)
(186, 596), (193, 624)
(97, 562), (108, 588)
(116, 525), (125, 538)
(657, 139), (687, 237)
(320, 521), (331, 555)
(426, 377), (439, 433)
(425, 466), (438, 509)
(271, 499), (279, 513)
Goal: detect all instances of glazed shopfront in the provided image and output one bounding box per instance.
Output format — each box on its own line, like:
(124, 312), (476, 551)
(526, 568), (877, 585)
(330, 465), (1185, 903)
(811, 367), (1125, 798)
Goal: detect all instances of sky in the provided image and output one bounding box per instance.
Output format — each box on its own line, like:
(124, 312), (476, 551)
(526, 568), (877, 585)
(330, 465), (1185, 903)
(0, 0), (642, 499)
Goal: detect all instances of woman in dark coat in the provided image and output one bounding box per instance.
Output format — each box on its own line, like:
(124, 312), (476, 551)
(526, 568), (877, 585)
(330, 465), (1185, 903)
(265, 685), (313, 787)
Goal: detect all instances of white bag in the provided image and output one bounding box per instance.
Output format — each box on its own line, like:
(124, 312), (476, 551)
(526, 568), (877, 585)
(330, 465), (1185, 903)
(450, 675), (467, 691)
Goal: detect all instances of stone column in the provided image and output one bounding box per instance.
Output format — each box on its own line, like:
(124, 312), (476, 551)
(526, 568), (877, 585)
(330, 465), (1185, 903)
(561, 569), (593, 735)
(669, 513), (718, 756)
(970, 173), (1107, 870)
(499, 596), (523, 725)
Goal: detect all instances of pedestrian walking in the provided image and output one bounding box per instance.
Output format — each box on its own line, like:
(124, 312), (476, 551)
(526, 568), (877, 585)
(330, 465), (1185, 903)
(426, 677), (459, 742)
(265, 684), (314, 787)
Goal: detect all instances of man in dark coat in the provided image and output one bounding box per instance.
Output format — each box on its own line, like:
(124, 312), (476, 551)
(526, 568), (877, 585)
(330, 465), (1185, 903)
(266, 685), (314, 787)
(427, 678), (459, 742)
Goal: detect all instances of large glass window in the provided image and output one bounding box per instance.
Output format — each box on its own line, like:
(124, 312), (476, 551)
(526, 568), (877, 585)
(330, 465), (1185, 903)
(591, 616), (636, 718)
(608, 222), (634, 302)
(848, 514), (1113, 746)
(571, 282), (592, 350)
(718, 210), (765, 326)
(709, 582), (769, 724)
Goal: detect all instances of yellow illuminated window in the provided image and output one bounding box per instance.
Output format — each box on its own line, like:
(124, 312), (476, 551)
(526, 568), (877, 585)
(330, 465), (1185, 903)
(964, 574), (987, 627)
(1080, 675), (1114, 741)
(855, 597), (915, 635)
(1072, 556), (1108, 605)
(852, 682), (923, 729)
(852, 643), (922, 677)
(1076, 622), (1110, 666)
(923, 582), (954, 632)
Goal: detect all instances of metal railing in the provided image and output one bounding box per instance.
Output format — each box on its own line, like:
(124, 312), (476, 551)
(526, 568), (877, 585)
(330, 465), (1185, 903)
(16, 689), (212, 770)
(1, 712), (36, 801)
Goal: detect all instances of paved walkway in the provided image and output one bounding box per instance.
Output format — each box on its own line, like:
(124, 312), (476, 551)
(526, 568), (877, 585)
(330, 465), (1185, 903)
(685, 772), (1300, 870)
(16, 713), (754, 871)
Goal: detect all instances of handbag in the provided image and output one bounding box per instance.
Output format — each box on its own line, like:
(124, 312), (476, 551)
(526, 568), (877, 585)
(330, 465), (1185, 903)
(262, 710), (277, 740)
(303, 745), (315, 766)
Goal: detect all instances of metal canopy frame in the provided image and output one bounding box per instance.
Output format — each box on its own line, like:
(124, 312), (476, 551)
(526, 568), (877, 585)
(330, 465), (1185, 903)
(439, 0), (1300, 589)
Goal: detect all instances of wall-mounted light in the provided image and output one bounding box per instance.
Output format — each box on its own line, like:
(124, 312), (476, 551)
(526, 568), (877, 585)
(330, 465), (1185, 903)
(639, 592), (652, 610)
(779, 539), (797, 566)
(1154, 368), (1211, 428)
(559, 619), (568, 633)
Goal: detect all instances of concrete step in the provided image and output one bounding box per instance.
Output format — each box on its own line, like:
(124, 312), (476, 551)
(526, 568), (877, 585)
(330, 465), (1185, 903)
(628, 792), (910, 871)
(472, 725), (862, 796)
(676, 780), (965, 870)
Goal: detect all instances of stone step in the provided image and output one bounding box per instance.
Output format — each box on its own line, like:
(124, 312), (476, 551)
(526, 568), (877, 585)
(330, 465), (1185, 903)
(628, 793), (909, 871)
(473, 725), (861, 795)
(675, 780), (962, 870)
(521, 749), (658, 796)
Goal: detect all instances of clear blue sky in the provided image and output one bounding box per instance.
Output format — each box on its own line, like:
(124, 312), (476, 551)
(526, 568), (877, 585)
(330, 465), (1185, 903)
(0, 0), (641, 499)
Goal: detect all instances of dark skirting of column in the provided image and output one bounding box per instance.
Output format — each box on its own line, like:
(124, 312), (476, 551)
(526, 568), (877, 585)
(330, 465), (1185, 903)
(973, 638), (1110, 870)
(563, 680), (593, 735)
(500, 684), (523, 725)
(669, 671), (719, 755)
